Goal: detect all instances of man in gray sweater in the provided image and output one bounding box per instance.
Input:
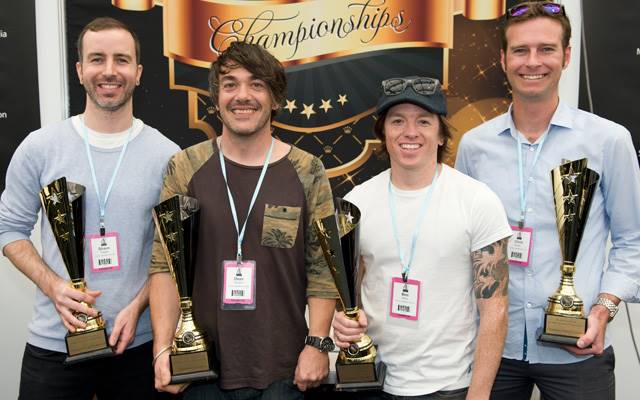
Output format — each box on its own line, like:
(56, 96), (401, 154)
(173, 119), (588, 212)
(0, 17), (179, 399)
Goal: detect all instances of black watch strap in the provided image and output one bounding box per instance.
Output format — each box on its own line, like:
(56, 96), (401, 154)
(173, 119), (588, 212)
(305, 335), (335, 352)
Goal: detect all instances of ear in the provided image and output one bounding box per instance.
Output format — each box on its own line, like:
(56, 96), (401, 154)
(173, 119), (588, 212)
(76, 61), (83, 85)
(562, 45), (572, 69)
(500, 49), (506, 73)
(136, 64), (143, 86)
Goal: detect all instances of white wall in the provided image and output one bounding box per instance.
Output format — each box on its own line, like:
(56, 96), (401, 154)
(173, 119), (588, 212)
(1, 1), (638, 399)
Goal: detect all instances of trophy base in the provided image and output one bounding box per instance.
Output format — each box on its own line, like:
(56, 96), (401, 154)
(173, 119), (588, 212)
(64, 328), (114, 365)
(537, 314), (587, 346)
(334, 361), (386, 391)
(170, 350), (218, 384)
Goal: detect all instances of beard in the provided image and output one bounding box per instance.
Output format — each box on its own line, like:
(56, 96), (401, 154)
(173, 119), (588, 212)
(85, 80), (135, 112)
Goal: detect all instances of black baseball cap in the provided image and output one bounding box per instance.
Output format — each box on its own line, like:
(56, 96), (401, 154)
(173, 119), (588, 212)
(376, 76), (447, 116)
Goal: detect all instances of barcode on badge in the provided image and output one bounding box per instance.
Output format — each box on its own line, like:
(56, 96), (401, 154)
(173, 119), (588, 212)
(231, 290), (244, 297)
(510, 251), (522, 259)
(98, 258), (112, 265)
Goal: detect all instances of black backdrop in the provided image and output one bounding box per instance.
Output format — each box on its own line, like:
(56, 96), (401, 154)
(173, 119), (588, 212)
(0, 0), (40, 191)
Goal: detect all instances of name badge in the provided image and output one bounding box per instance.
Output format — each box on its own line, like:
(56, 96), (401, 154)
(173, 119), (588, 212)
(88, 232), (121, 272)
(221, 260), (256, 309)
(389, 277), (421, 320)
(508, 225), (533, 266)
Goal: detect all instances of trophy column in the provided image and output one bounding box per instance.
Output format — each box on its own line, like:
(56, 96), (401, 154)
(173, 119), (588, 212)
(40, 177), (114, 364)
(539, 159), (600, 345)
(314, 198), (386, 391)
(154, 195), (217, 384)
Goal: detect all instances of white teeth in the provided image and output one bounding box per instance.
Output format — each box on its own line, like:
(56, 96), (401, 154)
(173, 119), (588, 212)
(522, 74), (544, 80)
(400, 144), (421, 149)
(100, 84), (119, 89)
(232, 109), (255, 114)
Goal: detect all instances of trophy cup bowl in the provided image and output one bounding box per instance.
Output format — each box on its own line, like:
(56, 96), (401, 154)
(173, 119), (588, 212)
(153, 195), (217, 384)
(40, 177), (114, 364)
(314, 198), (386, 391)
(538, 159), (600, 345)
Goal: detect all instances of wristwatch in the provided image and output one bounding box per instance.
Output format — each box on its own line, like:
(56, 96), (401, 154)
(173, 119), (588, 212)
(305, 336), (335, 352)
(595, 297), (619, 321)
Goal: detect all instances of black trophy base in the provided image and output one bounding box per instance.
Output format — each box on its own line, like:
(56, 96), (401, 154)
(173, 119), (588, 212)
(537, 314), (587, 346)
(64, 328), (114, 365)
(170, 350), (218, 384)
(334, 362), (386, 391)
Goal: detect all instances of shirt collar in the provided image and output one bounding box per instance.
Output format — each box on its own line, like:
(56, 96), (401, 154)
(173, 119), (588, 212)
(497, 100), (574, 139)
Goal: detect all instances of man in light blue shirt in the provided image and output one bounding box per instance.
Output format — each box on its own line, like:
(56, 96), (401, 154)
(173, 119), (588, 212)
(456, 2), (640, 400)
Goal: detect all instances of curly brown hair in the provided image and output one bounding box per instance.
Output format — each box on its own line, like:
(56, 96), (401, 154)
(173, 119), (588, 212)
(208, 42), (287, 120)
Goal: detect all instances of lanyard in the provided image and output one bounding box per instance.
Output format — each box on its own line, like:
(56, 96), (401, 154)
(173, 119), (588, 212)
(81, 116), (133, 236)
(516, 131), (547, 228)
(388, 165), (440, 282)
(219, 137), (274, 263)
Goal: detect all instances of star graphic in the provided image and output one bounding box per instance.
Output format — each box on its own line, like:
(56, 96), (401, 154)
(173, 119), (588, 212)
(562, 173), (578, 186)
(60, 231), (70, 242)
(562, 194), (577, 207)
(300, 103), (316, 120)
(47, 192), (61, 205)
(563, 214), (575, 223)
(345, 212), (354, 224)
(337, 94), (348, 106)
(54, 212), (66, 225)
(159, 211), (174, 224)
(284, 99), (297, 113)
(319, 99), (333, 113)
(166, 232), (178, 243)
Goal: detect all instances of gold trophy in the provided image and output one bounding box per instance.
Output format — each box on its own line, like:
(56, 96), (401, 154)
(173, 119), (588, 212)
(314, 198), (386, 391)
(153, 195), (217, 384)
(40, 177), (114, 364)
(538, 159), (600, 345)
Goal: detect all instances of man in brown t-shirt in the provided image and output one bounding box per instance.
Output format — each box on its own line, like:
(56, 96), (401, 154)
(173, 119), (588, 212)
(149, 42), (338, 398)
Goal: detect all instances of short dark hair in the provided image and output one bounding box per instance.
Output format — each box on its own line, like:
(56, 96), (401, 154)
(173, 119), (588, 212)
(501, 1), (571, 51)
(77, 17), (141, 64)
(373, 108), (452, 163)
(208, 42), (287, 120)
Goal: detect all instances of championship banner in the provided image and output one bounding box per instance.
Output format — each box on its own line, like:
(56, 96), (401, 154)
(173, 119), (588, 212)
(67, 0), (515, 196)
(579, 0), (640, 164)
(0, 2), (40, 191)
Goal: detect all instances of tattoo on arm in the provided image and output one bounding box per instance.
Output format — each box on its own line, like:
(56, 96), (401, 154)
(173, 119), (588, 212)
(472, 238), (509, 299)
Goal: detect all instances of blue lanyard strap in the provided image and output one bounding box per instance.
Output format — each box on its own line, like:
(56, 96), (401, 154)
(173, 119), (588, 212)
(219, 137), (274, 263)
(516, 131), (547, 228)
(82, 116), (133, 236)
(388, 165), (440, 282)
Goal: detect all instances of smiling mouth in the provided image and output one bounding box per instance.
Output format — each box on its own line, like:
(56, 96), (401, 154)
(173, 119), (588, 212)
(98, 83), (122, 90)
(521, 74), (546, 80)
(400, 143), (422, 150)
(231, 108), (257, 115)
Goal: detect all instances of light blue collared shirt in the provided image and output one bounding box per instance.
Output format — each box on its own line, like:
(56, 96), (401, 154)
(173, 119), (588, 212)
(455, 101), (640, 364)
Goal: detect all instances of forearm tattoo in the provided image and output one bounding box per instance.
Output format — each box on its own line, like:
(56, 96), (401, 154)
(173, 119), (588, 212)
(471, 238), (509, 299)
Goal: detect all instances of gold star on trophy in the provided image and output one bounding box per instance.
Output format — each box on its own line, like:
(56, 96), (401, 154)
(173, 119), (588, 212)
(160, 211), (174, 224)
(48, 192), (61, 205)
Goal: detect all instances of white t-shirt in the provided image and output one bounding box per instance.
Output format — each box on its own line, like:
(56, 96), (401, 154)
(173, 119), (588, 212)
(71, 114), (144, 148)
(344, 165), (511, 396)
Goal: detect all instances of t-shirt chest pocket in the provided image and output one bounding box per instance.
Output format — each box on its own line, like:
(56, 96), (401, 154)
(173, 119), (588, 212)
(261, 204), (301, 248)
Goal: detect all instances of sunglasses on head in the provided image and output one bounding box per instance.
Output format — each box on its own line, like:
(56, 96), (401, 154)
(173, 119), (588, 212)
(507, 2), (565, 19)
(381, 77), (441, 96)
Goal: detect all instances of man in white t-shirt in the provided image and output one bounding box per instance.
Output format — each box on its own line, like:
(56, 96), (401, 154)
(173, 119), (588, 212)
(332, 76), (512, 399)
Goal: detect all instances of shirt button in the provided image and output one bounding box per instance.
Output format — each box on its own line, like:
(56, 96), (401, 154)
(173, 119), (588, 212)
(528, 177), (534, 183)
(529, 146), (535, 152)
(527, 208), (534, 213)
(526, 302), (533, 308)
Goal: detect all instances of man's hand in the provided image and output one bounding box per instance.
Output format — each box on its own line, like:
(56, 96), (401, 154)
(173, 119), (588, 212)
(293, 345), (329, 391)
(565, 305), (609, 356)
(332, 310), (367, 349)
(109, 299), (143, 354)
(47, 277), (101, 332)
(154, 350), (189, 394)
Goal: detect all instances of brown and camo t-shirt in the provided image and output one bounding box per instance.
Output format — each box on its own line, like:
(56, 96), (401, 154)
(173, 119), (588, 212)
(149, 139), (338, 389)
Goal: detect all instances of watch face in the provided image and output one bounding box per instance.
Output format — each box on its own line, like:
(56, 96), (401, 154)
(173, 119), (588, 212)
(320, 337), (335, 352)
